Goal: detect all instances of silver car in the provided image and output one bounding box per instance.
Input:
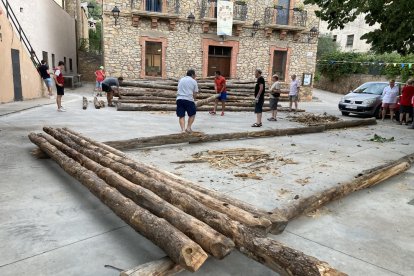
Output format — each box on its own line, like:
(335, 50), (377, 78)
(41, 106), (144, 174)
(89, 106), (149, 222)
(338, 81), (402, 117)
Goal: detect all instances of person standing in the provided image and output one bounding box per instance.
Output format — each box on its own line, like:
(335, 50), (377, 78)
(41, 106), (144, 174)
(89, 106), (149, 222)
(209, 71), (227, 116)
(289, 74), (300, 112)
(95, 66), (106, 92)
(101, 77), (123, 107)
(398, 79), (414, 125)
(409, 95), (414, 129)
(268, 74), (281, 121)
(38, 60), (53, 98)
(252, 69), (265, 127)
(176, 69), (199, 133)
(53, 61), (65, 112)
(381, 79), (399, 121)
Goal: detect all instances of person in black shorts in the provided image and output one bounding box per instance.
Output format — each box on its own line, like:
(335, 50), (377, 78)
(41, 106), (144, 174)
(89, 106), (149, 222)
(176, 69), (199, 133)
(252, 69), (265, 127)
(53, 61), (65, 112)
(101, 77), (123, 107)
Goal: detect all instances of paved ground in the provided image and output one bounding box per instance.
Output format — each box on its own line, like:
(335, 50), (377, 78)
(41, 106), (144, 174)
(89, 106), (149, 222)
(0, 84), (413, 276)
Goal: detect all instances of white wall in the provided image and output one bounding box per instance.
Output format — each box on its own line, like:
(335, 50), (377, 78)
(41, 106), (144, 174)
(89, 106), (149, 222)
(9, 0), (77, 73)
(319, 14), (378, 53)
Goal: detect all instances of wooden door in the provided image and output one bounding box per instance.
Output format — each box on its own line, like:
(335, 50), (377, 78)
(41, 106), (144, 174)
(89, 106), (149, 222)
(208, 57), (231, 78)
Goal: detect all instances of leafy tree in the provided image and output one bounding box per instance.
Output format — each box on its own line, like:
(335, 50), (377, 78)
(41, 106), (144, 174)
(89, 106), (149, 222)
(88, 0), (102, 20)
(317, 34), (339, 58)
(304, 0), (414, 55)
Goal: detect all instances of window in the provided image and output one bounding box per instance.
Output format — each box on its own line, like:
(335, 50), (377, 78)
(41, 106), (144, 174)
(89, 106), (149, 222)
(51, 54), (55, 68)
(272, 50), (287, 81)
(346, 35), (354, 47)
(69, 58), (73, 72)
(145, 0), (162, 12)
(208, 46), (232, 57)
(145, 42), (162, 76)
(332, 35), (337, 42)
(42, 51), (48, 64)
(64, 57), (67, 72)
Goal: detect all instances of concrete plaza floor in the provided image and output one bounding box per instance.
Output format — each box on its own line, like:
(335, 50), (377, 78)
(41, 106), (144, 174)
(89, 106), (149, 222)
(0, 84), (413, 276)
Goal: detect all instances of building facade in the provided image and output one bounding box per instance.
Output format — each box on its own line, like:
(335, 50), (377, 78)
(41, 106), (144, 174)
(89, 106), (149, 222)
(102, 0), (319, 100)
(319, 14), (377, 53)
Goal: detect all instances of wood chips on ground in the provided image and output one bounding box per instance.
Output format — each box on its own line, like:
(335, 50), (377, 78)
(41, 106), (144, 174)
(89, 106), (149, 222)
(287, 112), (340, 126)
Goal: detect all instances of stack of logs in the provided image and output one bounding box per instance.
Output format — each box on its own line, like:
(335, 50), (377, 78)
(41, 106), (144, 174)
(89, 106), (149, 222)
(29, 127), (345, 275)
(116, 80), (301, 112)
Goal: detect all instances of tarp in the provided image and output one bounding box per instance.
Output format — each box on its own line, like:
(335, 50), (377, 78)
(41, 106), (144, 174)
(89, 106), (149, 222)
(217, 0), (233, 36)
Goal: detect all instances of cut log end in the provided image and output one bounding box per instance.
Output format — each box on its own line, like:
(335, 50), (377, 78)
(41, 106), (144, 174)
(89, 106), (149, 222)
(180, 246), (208, 272)
(317, 262), (348, 276)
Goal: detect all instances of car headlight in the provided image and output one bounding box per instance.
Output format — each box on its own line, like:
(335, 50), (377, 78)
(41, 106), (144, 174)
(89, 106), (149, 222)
(340, 97), (345, 103)
(363, 98), (376, 105)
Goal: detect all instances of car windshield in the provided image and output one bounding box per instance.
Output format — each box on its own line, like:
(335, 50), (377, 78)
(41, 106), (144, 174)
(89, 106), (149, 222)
(353, 83), (388, 95)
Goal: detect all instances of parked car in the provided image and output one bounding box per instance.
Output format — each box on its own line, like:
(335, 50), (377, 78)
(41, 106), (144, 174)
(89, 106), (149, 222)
(338, 81), (402, 118)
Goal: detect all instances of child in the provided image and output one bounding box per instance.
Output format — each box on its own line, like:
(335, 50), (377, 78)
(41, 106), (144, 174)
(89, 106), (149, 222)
(53, 61), (65, 112)
(95, 66), (106, 95)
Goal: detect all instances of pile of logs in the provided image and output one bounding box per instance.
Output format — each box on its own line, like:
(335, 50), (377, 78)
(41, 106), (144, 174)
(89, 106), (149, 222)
(93, 96), (106, 109)
(116, 80), (301, 112)
(29, 127), (345, 275)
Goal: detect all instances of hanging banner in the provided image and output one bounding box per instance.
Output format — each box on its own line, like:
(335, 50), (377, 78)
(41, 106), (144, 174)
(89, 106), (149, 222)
(217, 0), (233, 36)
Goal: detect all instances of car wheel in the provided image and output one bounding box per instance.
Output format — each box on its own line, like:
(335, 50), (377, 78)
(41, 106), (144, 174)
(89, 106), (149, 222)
(373, 107), (381, 119)
(341, 111), (350, 116)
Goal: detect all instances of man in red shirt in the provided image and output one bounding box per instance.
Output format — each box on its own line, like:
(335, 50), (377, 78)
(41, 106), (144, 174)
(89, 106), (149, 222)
(409, 94), (414, 129)
(399, 79), (414, 125)
(210, 71), (227, 116)
(53, 61), (65, 112)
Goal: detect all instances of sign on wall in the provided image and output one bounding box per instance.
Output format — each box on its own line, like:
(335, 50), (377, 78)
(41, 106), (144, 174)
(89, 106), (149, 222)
(217, 0), (233, 36)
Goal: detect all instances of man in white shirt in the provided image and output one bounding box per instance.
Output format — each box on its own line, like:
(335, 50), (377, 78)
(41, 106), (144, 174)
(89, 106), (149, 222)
(176, 69), (199, 133)
(289, 74), (300, 112)
(381, 79), (399, 121)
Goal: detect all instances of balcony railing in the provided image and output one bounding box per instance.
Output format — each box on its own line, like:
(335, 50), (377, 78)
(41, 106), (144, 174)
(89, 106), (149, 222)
(200, 0), (248, 21)
(264, 7), (307, 28)
(131, 0), (180, 14)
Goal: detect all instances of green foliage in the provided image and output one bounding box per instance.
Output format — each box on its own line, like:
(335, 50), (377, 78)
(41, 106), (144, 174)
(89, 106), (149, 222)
(304, 0), (414, 55)
(317, 52), (414, 82)
(317, 35), (339, 59)
(88, 0), (102, 20)
(370, 134), (394, 143)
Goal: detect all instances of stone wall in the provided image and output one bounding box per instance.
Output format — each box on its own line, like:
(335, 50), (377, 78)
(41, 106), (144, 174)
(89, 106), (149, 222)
(102, 0), (318, 100)
(315, 74), (389, 94)
(78, 51), (103, 82)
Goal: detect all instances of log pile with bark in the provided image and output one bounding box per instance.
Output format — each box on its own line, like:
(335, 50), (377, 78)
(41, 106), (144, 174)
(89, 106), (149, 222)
(116, 79), (302, 112)
(29, 127), (346, 275)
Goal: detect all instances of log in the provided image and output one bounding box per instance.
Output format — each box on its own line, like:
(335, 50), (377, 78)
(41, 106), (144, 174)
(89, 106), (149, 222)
(324, 117), (377, 129)
(28, 133), (208, 272)
(99, 100), (106, 108)
(54, 128), (272, 231)
(120, 257), (183, 276)
(82, 97), (88, 110)
(272, 153), (414, 221)
(93, 96), (101, 109)
(42, 127), (235, 259)
(104, 126), (326, 150)
(117, 102), (274, 112)
(45, 128), (345, 276)
(196, 95), (219, 107)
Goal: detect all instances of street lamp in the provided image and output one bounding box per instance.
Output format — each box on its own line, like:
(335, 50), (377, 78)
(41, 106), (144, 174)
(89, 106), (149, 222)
(87, 2), (94, 14)
(112, 6), (120, 25)
(252, 20), (260, 37)
(187, 12), (195, 31)
(309, 26), (319, 38)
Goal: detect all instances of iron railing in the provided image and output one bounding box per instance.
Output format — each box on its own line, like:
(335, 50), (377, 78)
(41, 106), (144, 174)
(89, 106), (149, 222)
(0, 0), (41, 66)
(200, 0), (248, 21)
(131, 0), (180, 14)
(264, 7), (307, 27)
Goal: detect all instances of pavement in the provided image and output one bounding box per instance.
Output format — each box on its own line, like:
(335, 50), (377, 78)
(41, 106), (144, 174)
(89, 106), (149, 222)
(0, 83), (413, 276)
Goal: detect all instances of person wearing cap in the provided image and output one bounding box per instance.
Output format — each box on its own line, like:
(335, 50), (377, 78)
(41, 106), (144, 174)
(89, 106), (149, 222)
(94, 66), (106, 92)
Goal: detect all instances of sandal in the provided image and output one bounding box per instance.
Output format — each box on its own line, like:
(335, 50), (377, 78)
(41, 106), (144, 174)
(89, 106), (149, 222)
(209, 111), (216, 115)
(251, 123), (262, 127)
(267, 117), (277, 121)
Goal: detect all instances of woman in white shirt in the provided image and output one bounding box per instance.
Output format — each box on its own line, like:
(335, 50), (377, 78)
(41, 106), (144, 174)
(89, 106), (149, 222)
(381, 79), (399, 121)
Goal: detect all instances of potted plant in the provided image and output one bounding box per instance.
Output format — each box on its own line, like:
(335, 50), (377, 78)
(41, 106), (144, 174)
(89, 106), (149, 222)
(293, 3), (305, 11)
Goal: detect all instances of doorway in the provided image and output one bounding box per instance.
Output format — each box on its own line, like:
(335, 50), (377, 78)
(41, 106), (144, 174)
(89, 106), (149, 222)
(11, 49), (23, 101)
(207, 46), (231, 77)
(145, 41), (162, 77)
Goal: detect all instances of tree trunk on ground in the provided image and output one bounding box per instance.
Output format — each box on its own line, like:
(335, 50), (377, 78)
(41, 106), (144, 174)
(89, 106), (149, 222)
(99, 100), (105, 108)
(93, 96), (101, 109)
(196, 95), (219, 107)
(120, 257), (183, 276)
(27, 133), (208, 272)
(42, 128), (235, 260)
(82, 97), (88, 110)
(324, 118), (377, 129)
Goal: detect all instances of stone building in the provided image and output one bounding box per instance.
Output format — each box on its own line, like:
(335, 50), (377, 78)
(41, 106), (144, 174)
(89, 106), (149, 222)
(102, 0), (319, 100)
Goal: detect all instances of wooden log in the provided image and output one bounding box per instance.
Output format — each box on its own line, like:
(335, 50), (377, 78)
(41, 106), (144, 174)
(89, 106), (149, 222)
(42, 127), (235, 259)
(52, 128), (272, 231)
(120, 257), (183, 276)
(28, 133), (208, 272)
(196, 95), (219, 107)
(99, 100), (106, 108)
(93, 96), (101, 109)
(272, 153), (414, 221)
(104, 126), (325, 150)
(324, 117), (377, 129)
(82, 97), (88, 110)
(48, 128), (345, 276)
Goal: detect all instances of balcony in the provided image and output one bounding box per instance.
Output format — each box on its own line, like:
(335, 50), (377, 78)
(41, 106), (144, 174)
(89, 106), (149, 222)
(131, 0), (180, 29)
(200, 0), (248, 22)
(263, 7), (307, 38)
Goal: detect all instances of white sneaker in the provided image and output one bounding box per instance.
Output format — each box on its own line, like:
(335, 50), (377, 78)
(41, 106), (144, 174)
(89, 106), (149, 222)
(57, 108), (66, 112)
(60, 106), (66, 111)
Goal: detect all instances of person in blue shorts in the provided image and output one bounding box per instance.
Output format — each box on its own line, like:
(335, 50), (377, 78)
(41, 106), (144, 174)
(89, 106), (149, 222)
(176, 69), (199, 133)
(210, 71), (227, 116)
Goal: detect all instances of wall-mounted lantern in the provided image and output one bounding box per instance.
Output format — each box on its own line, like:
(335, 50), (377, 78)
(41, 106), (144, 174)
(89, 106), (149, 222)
(252, 20), (260, 37)
(187, 12), (195, 31)
(111, 6), (120, 25)
(309, 26), (319, 38)
(87, 2), (94, 14)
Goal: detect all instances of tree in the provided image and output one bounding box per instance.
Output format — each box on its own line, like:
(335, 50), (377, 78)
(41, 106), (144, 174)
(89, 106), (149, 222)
(304, 0), (414, 55)
(317, 35), (339, 59)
